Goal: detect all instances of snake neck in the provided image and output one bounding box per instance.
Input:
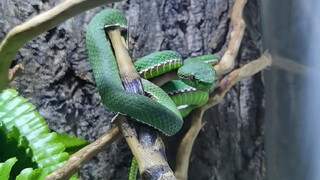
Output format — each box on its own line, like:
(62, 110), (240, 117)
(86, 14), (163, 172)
(133, 51), (182, 80)
(139, 58), (182, 79)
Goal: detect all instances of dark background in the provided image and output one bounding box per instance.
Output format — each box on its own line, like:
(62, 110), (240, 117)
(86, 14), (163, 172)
(0, 0), (264, 179)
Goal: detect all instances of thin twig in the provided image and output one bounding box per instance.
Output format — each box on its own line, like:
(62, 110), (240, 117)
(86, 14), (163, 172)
(174, 51), (272, 180)
(204, 51), (272, 110)
(8, 64), (24, 81)
(213, 0), (247, 76)
(45, 116), (122, 180)
(0, 0), (121, 91)
(174, 108), (204, 180)
(151, 71), (179, 87)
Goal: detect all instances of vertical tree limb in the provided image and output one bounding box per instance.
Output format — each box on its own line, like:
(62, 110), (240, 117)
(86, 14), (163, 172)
(108, 27), (176, 180)
(117, 117), (176, 179)
(213, 0), (247, 76)
(174, 108), (204, 180)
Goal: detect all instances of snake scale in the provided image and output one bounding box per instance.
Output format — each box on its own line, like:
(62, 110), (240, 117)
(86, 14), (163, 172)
(86, 8), (216, 136)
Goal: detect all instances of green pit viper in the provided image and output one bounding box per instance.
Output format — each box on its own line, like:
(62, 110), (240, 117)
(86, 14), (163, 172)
(86, 8), (217, 179)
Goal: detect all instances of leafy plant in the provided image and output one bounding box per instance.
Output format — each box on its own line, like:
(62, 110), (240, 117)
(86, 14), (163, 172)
(0, 89), (86, 180)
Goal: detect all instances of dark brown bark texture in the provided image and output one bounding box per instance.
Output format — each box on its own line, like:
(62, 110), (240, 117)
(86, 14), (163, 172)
(0, 0), (265, 179)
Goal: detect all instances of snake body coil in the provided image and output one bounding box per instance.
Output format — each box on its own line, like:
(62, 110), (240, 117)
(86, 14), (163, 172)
(86, 9), (217, 136)
(86, 8), (217, 180)
(86, 9), (183, 136)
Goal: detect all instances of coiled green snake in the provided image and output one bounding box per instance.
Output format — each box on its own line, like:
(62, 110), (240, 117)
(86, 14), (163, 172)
(86, 8), (217, 180)
(86, 8), (216, 136)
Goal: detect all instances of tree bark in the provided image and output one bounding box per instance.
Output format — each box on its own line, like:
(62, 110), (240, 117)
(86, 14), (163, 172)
(0, 0), (264, 179)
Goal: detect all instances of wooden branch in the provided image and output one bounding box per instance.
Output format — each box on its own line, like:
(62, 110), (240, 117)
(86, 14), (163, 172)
(174, 108), (204, 180)
(8, 64), (24, 81)
(203, 50), (272, 111)
(151, 71), (179, 87)
(213, 0), (247, 76)
(271, 53), (315, 74)
(0, 0), (122, 91)
(174, 51), (272, 180)
(107, 26), (175, 179)
(45, 116), (122, 180)
(117, 117), (176, 180)
(174, 0), (249, 178)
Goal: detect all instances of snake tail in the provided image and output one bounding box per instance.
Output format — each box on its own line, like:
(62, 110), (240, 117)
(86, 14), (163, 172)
(128, 158), (138, 180)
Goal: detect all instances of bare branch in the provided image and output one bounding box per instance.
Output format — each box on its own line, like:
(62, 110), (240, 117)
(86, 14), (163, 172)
(8, 64), (24, 81)
(213, 0), (247, 76)
(203, 50), (272, 111)
(107, 27), (176, 180)
(151, 71), (179, 87)
(116, 117), (176, 180)
(174, 0), (250, 178)
(45, 117), (121, 180)
(174, 51), (272, 180)
(174, 108), (204, 180)
(0, 0), (121, 91)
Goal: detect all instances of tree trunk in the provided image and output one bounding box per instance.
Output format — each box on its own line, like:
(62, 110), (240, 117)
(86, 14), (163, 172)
(0, 0), (265, 179)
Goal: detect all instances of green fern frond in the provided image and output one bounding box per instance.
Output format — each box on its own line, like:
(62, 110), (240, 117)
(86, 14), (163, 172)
(56, 132), (89, 155)
(0, 157), (17, 180)
(0, 89), (80, 180)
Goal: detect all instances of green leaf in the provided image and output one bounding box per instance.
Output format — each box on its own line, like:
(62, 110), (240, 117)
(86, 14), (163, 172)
(69, 173), (79, 180)
(56, 133), (89, 155)
(0, 123), (37, 178)
(0, 89), (79, 180)
(16, 168), (47, 180)
(0, 157), (17, 180)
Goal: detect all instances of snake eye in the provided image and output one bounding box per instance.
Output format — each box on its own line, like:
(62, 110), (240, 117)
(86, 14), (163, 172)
(189, 75), (194, 80)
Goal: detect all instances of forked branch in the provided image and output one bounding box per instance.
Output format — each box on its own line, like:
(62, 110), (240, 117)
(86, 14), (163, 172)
(174, 0), (262, 178)
(174, 51), (272, 180)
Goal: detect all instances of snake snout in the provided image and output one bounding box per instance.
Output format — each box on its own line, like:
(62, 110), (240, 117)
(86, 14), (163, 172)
(178, 61), (215, 91)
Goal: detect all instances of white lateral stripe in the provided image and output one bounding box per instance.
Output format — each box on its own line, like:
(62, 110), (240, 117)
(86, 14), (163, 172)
(168, 88), (198, 96)
(139, 59), (182, 74)
(177, 104), (188, 110)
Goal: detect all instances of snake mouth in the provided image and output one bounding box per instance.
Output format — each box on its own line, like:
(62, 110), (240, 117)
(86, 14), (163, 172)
(178, 73), (195, 80)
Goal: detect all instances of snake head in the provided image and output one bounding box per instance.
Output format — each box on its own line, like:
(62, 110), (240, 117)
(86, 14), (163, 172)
(178, 61), (215, 91)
